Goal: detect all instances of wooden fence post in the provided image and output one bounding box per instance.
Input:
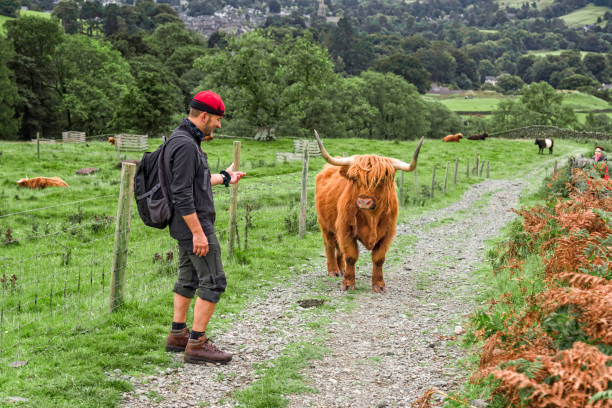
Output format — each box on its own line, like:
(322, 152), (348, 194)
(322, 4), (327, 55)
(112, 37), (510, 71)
(398, 171), (404, 206)
(486, 161), (490, 178)
(443, 162), (449, 194)
(227, 141), (242, 257)
(474, 154), (479, 175)
(298, 144), (309, 239)
(431, 165), (436, 199)
(479, 160), (485, 177)
(109, 162), (136, 312)
(36, 132), (40, 160)
(454, 157), (459, 186)
(466, 158), (469, 179)
(115, 137), (121, 162)
(413, 168), (418, 201)
(553, 160), (558, 174)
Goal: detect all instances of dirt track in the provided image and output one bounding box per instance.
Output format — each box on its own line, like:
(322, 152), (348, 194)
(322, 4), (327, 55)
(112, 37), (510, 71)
(120, 167), (548, 407)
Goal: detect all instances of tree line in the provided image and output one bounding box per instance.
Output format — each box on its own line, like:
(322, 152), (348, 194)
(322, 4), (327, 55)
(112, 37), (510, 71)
(1, 0), (611, 141)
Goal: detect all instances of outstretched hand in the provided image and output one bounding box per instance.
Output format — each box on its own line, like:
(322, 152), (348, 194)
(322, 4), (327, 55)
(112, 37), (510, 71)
(225, 163), (246, 184)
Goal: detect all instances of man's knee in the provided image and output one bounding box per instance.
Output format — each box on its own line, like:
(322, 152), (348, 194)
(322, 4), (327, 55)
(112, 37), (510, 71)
(173, 284), (195, 299)
(195, 286), (225, 303)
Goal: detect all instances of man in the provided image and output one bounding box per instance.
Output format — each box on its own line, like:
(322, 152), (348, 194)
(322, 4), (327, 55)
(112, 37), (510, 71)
(164, 90), (245, 364)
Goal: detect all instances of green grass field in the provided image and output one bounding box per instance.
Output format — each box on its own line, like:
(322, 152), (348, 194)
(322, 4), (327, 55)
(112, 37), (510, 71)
(495, 0), (555, 9)
(0, 9), (51, 35)
(527, 49), (592, 58)
(0, 135), (590, 407)
(426, 90), (610, 114)
(425, 91), (506, 113)
(560, 3), (612, 28)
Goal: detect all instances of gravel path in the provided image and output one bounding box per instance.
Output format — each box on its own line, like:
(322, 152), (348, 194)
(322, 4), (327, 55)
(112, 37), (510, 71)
(119, 172), (538, 408)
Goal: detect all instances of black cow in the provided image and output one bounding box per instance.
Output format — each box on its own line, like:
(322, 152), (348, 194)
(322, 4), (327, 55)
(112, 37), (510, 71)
(468, 132), (488, 140)
(535, 138), (554, 154)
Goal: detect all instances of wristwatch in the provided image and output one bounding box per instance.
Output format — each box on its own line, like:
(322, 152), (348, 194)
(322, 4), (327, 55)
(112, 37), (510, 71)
(219, 170), (231, 187)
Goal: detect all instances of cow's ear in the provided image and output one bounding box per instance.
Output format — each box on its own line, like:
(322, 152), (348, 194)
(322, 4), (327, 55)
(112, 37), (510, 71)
(339, 166), (351, 179)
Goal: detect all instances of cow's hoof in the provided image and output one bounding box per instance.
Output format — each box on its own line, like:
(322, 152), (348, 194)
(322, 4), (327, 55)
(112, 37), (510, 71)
(328, 270), (342, 277)
(372, 285), (386, 293)
(340, 283), (355, 291)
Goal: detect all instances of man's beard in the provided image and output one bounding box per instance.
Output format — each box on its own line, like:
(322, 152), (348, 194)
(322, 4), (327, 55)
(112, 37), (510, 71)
(202, 118), (215, 141)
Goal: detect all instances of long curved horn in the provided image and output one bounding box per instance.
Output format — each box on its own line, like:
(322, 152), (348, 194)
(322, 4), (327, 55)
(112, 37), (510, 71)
(390, 136), (425, 172)
(313, 130), (354, 166)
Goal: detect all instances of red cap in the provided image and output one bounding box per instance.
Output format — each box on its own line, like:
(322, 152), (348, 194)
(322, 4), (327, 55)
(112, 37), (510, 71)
(190, 90), (225, 117)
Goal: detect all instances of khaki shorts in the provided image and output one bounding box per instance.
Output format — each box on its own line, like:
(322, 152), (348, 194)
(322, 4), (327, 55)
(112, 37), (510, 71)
(173, 233), (226, 303)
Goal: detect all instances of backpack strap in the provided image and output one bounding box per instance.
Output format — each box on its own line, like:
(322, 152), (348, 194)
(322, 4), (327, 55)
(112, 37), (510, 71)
(157, 133), (199, 207)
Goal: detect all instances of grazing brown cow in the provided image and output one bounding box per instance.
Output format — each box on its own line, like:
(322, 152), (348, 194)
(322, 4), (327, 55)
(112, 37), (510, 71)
(468, 132), (488, 140)
(108, 136), (116, 145)
(442, 133), (463, 142)
(314, 130), (424, 293)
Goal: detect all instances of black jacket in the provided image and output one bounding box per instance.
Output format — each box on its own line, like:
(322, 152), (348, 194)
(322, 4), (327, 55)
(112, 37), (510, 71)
(164, 121), (216, 249)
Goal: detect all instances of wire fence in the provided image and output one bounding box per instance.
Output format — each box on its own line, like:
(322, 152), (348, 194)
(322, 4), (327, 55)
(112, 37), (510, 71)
(2, 135), (550, 365)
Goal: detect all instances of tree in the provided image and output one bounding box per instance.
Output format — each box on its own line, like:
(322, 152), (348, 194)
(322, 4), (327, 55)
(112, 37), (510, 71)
(53, 35), (133, 135)
(144, 22), (193, 60)
(357, 70), (429, 140)
(114, 55), (182, 136)
(490, 82), (577, 131)
(558, 74), (598, 90)
(371, 53), (431, 94)
(276, 33), (337, 137)
(195, 31), (338, 139)
(423, 100), (462, 138)
(584, 112), (612, 133)
(319, 75), (377, 138)
(328, 17), (373, 75)
(80, 0), (103, 36)
(520, 82), (576, 127)
(268, 0), (280, 13)
(6, 16), (64, 139)
(0, 0), (20, 17)
(194, 31), (283, 137)
(583, 53), (607, 81)
(477, 59), (498, 83)
(416, 44), (456, 84)
(208, 31), (228, 49)
(516, 54), (536, 83)
(52, 0), (80, 34)
(496, 74), (525, 94)
(0, 37), (20, 139)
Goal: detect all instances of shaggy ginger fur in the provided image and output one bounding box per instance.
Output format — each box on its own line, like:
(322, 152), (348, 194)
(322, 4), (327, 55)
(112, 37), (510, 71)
(17, 177), (69, 189)
(315, 155), (399, 293)
(442, 133), (463, 142)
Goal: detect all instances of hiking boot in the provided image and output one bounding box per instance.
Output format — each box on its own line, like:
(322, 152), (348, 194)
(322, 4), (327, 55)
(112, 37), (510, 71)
(165, 327), (190, 352)
(184, 337), (232, 364)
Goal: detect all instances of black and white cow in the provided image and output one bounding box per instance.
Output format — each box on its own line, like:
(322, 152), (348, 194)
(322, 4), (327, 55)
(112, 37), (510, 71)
(535, 138), (554, 154)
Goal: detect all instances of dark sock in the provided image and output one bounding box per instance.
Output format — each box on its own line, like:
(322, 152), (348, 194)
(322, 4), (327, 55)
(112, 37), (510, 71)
(190, 330), (205, 340)
(172, 322), (187, 331)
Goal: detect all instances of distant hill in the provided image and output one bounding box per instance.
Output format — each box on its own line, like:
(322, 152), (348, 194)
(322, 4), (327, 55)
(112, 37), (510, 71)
(560, 3), (612, 27)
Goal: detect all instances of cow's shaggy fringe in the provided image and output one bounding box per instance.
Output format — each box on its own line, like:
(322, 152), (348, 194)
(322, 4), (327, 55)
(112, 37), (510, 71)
(347, 155), (396, 193)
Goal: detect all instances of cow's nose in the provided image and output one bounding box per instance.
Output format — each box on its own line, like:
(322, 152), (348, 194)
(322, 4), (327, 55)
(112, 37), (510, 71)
(356, 196), (376, 210)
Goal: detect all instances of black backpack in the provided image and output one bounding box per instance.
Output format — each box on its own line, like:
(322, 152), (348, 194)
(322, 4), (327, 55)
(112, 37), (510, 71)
(133, 135), (192, 229)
